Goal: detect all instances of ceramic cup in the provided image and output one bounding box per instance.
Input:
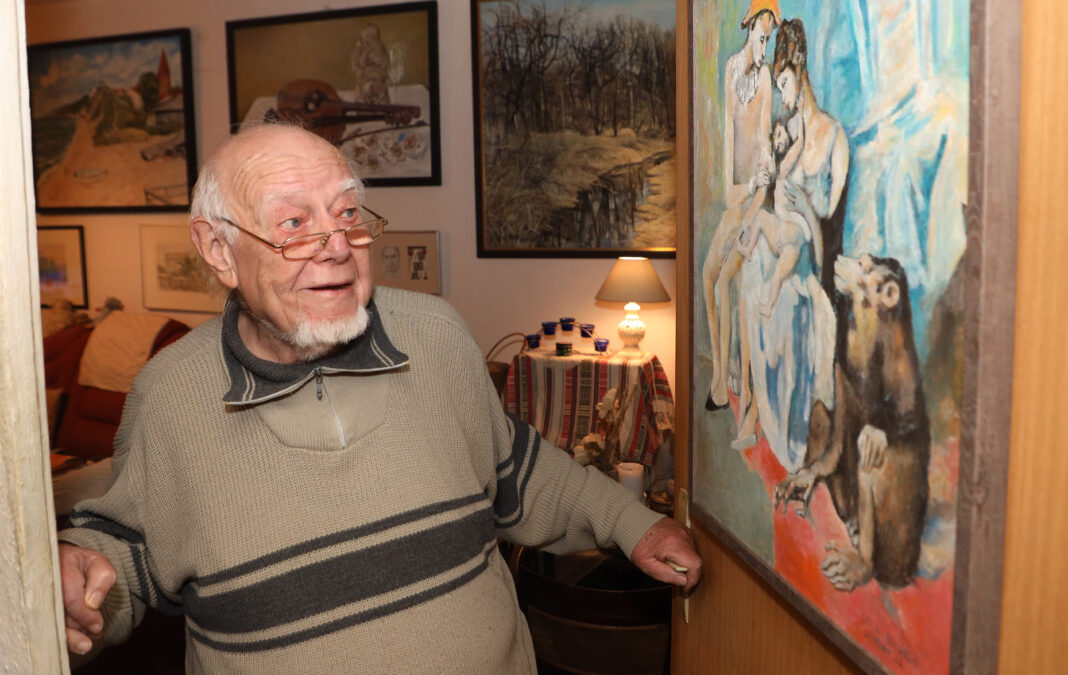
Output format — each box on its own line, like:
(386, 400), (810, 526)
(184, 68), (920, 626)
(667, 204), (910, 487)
(594, 338), (610, 353)
(541, 321), (557, 336)
(525, 334), (541, 349)
(579, 323), (595, 338)
(556, 342), (573, 356)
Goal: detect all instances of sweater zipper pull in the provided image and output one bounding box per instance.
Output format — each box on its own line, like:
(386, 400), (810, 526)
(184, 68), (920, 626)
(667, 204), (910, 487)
(315, 369), (323, 400)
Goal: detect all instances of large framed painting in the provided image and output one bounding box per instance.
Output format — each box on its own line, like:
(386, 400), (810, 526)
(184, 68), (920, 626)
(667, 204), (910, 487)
(227, 2), (441, 188)
(140, 224), (222, 313)
(28, 29), (198, 213)
(685, 0), (1019, 673)
(472, 0), (677, 258)
(37, 225), (88, 308)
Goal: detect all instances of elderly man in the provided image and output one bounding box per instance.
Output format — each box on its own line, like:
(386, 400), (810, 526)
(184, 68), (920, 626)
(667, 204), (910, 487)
(58, 124), (701, 673)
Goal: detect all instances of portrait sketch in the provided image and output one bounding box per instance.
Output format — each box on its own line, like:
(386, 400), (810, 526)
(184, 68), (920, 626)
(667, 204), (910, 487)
(690, 1), (971, 672)
(369, 231), (440, 294)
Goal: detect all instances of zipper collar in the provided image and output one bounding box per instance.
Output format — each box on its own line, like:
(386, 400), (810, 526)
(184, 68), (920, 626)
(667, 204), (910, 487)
(220, 295), (409, 406)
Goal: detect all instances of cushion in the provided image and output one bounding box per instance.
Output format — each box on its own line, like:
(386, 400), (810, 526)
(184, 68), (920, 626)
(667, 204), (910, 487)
(77, 311), (169, 393)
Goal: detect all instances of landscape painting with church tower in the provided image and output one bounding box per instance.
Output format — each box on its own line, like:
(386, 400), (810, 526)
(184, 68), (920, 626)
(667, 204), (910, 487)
(28, 29), (197, 212)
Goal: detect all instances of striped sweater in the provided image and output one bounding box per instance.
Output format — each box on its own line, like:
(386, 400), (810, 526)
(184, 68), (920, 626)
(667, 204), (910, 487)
(59, 286), (663, 673)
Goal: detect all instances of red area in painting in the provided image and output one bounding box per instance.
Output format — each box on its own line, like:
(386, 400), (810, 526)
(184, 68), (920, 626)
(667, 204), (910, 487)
(741, 430), (954, 674)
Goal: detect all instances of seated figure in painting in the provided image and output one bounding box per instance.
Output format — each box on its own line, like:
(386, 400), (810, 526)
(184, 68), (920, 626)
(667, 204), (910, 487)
(736, 18), (844, 468)
(775, 254), (930, 591)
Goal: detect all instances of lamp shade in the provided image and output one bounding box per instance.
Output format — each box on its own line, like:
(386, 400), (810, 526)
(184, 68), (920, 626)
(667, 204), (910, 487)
(595, 257), (671, 303)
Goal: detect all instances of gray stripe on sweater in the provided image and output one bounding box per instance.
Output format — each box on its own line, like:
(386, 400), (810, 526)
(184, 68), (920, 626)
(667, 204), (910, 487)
(183, 506), (496, 634)
(197, 493), (487, 586)
(494, 413), (539, 529)
(186, 547), (495, 653)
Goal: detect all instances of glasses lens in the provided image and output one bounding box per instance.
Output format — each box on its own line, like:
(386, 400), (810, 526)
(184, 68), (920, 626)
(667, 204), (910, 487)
(281, 234), (327, 260)
(345, 221), (382, 247)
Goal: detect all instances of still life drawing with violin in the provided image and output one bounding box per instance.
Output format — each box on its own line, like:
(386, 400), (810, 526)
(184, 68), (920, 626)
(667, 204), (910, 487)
(226, 2), (441, 187)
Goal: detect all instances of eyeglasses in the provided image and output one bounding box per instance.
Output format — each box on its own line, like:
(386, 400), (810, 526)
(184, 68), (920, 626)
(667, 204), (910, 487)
(221, 206), (389, 260)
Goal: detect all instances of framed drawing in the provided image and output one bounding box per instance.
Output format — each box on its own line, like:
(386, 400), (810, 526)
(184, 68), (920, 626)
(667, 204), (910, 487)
(37, 226), (88, 308)
(227, 2), (441, 188)
(684, 1), (1019, 673)
(140, 224), (221, 313)
(28, 29), (198, 213)
(472, 0), (677, 258)
(370, 230), (441, 295)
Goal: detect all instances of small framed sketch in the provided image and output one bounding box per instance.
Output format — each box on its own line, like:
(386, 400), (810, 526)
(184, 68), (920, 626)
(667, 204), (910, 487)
(371, 230), (440, 294)
(37, 225), (88, 308)
(139, 224), (221, 313)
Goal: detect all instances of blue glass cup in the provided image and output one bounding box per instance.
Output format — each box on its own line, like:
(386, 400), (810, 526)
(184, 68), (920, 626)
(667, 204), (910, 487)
(579, 323), (595, 338)
(541, 321), (557, 336)
(559, 317), (576, 332)
(525, 334), (541, 349)
(593, 338), (610, 353)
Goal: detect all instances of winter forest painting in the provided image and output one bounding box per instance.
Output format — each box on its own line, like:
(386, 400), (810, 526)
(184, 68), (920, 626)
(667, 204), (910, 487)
(474, 0), (676, 256)
(690, 0), (970, 672)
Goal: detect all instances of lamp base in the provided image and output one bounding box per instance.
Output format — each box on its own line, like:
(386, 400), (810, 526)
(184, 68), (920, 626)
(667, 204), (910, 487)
(617, 303), (646, 354)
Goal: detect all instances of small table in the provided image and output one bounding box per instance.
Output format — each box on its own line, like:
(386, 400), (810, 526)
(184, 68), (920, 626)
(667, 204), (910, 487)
(502, 349), (674, 467)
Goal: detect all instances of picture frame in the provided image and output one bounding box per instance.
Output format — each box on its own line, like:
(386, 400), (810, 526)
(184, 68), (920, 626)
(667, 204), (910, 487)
(226, 1), (441, 188)
(471, 0), (677, 258)
(37, 225), (88, 308)
(681, 1), (1019, 674)
(370, 230), (441, 295)
(27, 29), (198, 213)
(139, 224), (222, 313)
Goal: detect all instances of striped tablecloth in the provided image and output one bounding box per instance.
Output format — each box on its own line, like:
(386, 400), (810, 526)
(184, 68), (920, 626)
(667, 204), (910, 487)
(502, 350), (674, 467)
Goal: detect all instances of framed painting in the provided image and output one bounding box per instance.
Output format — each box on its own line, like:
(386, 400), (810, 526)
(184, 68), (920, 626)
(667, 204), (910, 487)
(140, 224), (221, 313)
(684, 0), (1019, 673)
(37, 226), (88, 308)
(370, 230), (441, 295)
(227, 2), (441, 188)
(472, 0), (677, 258)
(28, 29), (198, 213)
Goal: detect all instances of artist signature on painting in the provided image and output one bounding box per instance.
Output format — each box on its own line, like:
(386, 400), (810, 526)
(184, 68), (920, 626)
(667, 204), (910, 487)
(860, 615), (920, 670)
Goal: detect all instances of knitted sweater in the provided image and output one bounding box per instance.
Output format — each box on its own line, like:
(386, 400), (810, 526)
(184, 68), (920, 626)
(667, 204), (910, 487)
(59, 287), (663, 674)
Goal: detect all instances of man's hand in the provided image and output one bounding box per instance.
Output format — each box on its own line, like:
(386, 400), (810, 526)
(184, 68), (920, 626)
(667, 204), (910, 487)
(630, 518), (702, 592)
(59, 543), (117, 655)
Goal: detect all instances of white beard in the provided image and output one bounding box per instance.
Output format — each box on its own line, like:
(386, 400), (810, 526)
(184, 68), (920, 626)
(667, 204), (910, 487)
(288, 305), (370, 361)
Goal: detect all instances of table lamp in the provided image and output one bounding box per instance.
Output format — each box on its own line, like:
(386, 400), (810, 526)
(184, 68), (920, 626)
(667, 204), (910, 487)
(595, 257), (671, 355)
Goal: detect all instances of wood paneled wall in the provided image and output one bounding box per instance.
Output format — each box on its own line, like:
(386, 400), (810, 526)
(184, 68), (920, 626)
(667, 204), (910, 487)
(671, 0), (1068, 672)
(996, 0), (1068, 670)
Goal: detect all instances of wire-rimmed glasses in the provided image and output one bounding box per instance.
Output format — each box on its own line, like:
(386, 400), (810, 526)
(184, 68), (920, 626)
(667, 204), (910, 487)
(222, 206), (389, 260)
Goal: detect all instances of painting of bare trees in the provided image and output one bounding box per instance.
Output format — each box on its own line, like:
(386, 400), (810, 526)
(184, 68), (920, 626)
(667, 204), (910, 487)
(473, 0), (676, 257)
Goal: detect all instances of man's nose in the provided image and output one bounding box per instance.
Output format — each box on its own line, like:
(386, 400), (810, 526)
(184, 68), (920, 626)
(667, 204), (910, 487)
(315, 228), (353, 261)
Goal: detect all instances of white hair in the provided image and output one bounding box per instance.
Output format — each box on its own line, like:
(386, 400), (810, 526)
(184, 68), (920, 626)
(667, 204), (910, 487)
(189, 123), (366, 245)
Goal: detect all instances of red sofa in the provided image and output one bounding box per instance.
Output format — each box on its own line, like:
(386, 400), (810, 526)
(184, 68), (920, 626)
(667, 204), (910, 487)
(43, 319), (190, 461)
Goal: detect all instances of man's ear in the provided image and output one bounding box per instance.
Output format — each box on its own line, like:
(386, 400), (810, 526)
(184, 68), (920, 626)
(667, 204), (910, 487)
(881, 280), (900, 309)
(190, 218), (238, 290)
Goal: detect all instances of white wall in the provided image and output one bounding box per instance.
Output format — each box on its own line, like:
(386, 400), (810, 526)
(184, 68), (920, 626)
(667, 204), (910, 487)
(27, 0), (677, 390)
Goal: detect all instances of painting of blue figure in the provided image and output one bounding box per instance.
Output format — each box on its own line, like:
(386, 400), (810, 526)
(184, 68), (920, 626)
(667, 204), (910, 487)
(690, 1), (970, 672)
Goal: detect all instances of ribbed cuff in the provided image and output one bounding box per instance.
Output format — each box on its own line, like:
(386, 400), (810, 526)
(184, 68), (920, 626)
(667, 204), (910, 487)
(611, 501), (666, 558)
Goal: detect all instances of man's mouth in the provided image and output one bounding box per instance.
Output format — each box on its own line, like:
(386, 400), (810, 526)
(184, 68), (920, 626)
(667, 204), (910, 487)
(306, 282), (353, 293)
